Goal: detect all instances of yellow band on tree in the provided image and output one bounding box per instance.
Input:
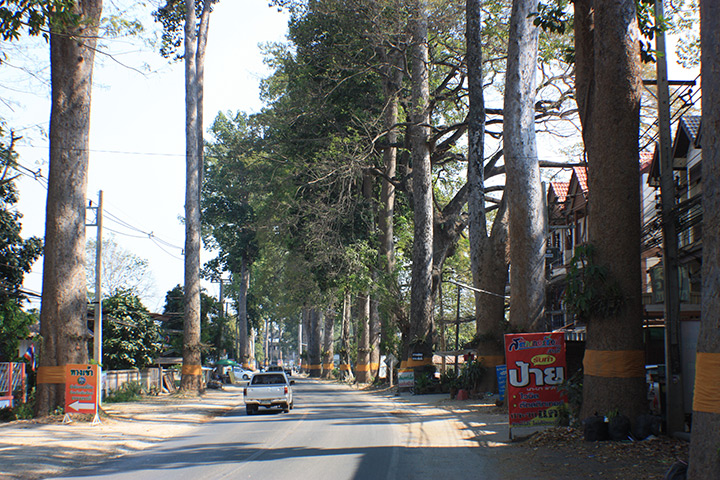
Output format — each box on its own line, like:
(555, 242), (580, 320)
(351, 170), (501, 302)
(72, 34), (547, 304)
(322, 363), (334, 370)
(339, 364), (352, 371)
(693, 352), (720, 414)
(181, 365), (203, 376)
(400, 358), (433, 369)
(583, 349), (645, 378)
(37, 366), (65, 384)
(355, 363), (370, 372)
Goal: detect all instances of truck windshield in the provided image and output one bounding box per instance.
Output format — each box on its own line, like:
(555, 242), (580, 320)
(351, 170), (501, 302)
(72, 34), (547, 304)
(251, 374), (286, 385)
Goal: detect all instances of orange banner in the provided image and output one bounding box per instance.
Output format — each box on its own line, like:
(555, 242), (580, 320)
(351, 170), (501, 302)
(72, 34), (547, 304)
(583, 349), (645, 378)
(181, 364), (203, 376)
(37, 366), (65, 384)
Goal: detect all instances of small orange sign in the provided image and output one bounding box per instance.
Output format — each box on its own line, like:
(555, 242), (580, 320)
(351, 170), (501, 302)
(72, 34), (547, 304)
(65, 364), (99, 414)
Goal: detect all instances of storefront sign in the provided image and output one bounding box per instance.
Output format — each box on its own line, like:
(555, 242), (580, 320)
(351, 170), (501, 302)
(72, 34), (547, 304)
(504, 332), (567, 427)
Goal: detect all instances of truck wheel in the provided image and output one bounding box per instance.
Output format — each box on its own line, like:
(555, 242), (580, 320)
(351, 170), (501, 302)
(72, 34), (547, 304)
(283, 404), (290, 413)
(246, 406), (255, 415)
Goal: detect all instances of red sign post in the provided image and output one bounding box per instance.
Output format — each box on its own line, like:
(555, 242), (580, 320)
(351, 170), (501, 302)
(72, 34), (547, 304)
(65, 364), (100, 417)
(504, 332), (567, 436)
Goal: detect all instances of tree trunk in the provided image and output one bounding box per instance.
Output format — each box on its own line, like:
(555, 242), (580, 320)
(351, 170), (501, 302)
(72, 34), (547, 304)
(406, 0), (434, 370)
(37, 0), (103, 416)
(237, 256), (251, 369)
(339, 291), (353, 380)
(378, 48), (403, 360)
(504, 0), (545, 333)
(355, 293), (371, 382)
(574, 0), (646, 422)
(182, 0), (203, 393)
(688, 2), (720, 476)
(322, 307), (335, 378)
(308, 307), (322, 378)
(465, 0), (508, 388)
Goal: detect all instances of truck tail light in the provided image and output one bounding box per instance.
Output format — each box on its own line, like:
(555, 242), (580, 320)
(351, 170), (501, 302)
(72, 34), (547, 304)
(284, 386), (288, 394)
(243, 387), (247, 396)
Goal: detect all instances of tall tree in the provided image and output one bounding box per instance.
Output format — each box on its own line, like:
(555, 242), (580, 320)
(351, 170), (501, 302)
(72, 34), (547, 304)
(321, 306), (334, 379)
(466, 0), (509, 382)
(504, 0), (545, 332)
(185, 0), (211, 392)
(574, 0), (646, 422)
(688, 0), (720, 476)
(36, 0), (103, 416)
(406, 0), (434, 368)
(154, 0), (214, 392)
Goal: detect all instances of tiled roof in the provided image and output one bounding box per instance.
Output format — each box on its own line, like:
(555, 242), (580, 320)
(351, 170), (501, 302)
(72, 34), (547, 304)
(640, 149), (654, 174)
(550, 181), (569, 202)
(573, 166), (588, 193)
(682, 116), (701, 144)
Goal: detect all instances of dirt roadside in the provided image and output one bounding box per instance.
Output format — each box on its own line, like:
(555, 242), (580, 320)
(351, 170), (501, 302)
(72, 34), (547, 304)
(0, 381), (688, 480)
(0, 385), (245, 480)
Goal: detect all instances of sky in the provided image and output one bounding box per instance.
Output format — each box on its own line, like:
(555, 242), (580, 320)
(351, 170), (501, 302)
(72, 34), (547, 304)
(2, 0), (290, 312)
(1, 2), (699, 314)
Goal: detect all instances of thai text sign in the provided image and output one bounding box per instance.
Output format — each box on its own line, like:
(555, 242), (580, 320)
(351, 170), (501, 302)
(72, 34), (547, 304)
(65, 364), (99, 414)
(504, 332), (567, 427)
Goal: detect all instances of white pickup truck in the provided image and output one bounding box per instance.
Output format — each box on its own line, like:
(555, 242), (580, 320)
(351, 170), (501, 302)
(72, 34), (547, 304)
(243, 372), (294, 414)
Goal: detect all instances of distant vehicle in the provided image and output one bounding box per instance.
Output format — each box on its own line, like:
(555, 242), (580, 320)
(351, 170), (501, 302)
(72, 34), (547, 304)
(244, 372), (294, 415)
(265, 364), (292, 376)
(232, 366), (252, 381)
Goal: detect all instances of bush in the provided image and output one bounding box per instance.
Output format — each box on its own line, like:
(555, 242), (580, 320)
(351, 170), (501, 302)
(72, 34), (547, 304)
(0, 387), (35, 422)
(104, 381), (143, 404)
(458, 358), (486, 393)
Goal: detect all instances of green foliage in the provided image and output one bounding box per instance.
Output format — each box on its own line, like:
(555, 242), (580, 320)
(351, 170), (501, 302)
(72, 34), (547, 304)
(458, 358), (486, 393)
(103, 381), (143, 404)
(0, 301), (36, 362)
(0, 387), (34, 422)
(563, 244), (625, 322)
(0, 128), (42, 362)
(161, 285), (226, 361)
(152, 0), (220, 60)
(0, 0), (78, 42)
(102, 291), (163, 370)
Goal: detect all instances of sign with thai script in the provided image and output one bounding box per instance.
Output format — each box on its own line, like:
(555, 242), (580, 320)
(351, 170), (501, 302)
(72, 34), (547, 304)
(504, 332), (567, 427)
(65, 364), (99, 414)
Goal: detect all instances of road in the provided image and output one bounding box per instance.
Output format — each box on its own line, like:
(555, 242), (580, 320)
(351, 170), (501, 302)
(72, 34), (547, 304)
(47, 379), (512, 480)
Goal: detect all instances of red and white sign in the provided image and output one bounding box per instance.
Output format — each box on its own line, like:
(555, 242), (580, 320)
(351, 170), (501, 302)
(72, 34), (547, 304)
(65, 364), (100, 414)
(504, 332), (567, 427)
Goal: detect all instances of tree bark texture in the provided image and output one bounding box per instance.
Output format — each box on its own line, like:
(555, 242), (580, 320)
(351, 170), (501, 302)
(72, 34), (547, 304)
(355, 293), (371, 382)
(688, 1), (720, 476)
(407, 0), (434, 365)
(308, 307), (322, 378)
(503, 0), (545, 333)
(466, 0), (510, 381)
(574, 0), (646, 422)
(237, 257), (251, 368)
(37, 0), (103, 416)
(339, 291), (353, 380)
(321, 307), (335, 379)
(182, 0), (203, 393)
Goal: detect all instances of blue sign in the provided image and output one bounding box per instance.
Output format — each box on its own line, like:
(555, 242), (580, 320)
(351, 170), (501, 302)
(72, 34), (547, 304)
(496, 364), (507, 401)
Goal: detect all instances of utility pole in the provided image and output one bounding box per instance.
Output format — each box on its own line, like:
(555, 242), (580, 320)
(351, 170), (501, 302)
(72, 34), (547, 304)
(655, 0), (684, 435)
(88, 191), (104, 366)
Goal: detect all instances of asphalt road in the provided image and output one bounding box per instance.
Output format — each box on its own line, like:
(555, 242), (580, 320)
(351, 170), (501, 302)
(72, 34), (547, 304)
(45, 379), (402, 480)
(45, 378), (515, 480)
